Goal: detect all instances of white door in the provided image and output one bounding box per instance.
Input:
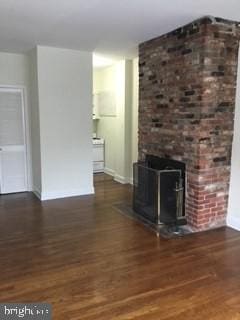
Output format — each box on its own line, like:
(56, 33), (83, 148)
(0, 88), (27, 194)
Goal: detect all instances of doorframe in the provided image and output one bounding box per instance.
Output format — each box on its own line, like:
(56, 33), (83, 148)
(0, 85), (32, 192)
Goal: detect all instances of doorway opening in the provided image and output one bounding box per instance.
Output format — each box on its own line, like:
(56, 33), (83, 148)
(92, 54), (139, 187)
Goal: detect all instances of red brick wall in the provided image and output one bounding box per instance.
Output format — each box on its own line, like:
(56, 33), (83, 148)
(138, 17), (240, 230)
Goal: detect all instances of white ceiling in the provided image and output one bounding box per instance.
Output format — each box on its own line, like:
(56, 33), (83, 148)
(0, 0), (240, 58)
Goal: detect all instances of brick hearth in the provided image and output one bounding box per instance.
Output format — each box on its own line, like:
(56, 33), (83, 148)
(138, 16), (240, 230)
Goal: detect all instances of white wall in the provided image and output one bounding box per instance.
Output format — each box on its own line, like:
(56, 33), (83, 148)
(227, 48), (240, 231)
(0, 51), (32, 190)
(0, 50), (137, 198)
(131, 58), (139, 167)
(36, 46), (93, 200)
(113, 60), (129, 183)
(122, 60), (132, 182)
(28, 48), (42, 194)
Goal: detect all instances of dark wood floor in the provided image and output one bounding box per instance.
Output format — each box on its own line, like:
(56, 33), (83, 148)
(1, 175), (240, 319)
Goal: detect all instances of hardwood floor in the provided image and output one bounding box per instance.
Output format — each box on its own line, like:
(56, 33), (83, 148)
(1, 176), (240, 319)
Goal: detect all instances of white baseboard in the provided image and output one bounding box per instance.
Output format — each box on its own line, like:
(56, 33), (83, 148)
(127, 177), (134, 185)
(121, 177), (133, 184)
(104, 167), (115, 177)
(104, 167), (132, 185)
(114, 174), (129, 185)
(227, 215), (240, 231)
(33, 186), (94, 201)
